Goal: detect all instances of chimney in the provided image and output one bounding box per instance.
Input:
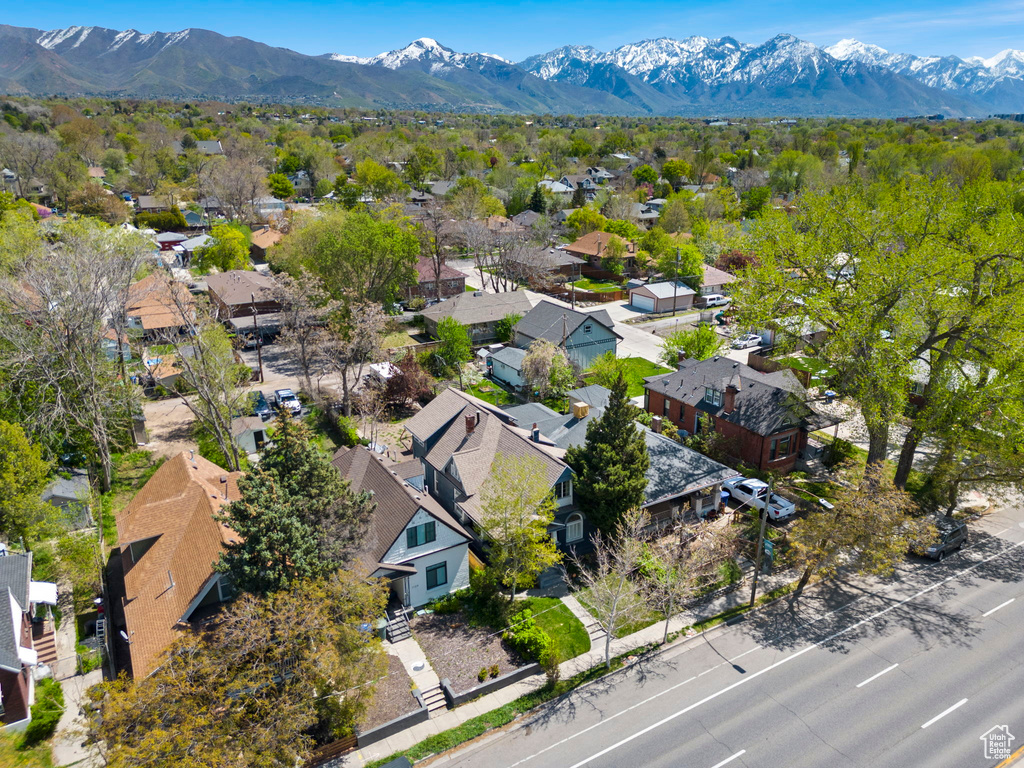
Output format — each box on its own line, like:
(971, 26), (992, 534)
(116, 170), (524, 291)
(724, 384), (739, 414)
(465, 413), (476, 434)
(572, 401), (590, 419)
(677, 350), (687, 367)
(652, 415), (662, 433)
(596, 234), (603, 255)
(531, 422), (540, 442)
(220, 475), (228, 500)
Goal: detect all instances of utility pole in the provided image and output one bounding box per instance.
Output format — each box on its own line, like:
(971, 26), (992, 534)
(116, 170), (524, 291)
(672, 247), (681, 317)
(251, 292), (264, 383)
(748, 480), (771, 608)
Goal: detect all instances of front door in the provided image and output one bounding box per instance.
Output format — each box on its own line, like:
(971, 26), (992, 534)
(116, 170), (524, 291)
(402, 577), (411, 607)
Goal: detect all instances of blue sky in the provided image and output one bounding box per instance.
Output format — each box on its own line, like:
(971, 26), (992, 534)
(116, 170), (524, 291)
(4, 0), (1023, 60)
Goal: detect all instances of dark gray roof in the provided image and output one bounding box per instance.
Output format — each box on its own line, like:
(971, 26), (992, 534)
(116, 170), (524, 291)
(0, 553), (32, 610)
(511, 210), (541, 227)
(514, 301), (620, 344)
(421, 290), (534, 328)
(42, 470), (90, 505)
(490, 346), (526, 370)
(501, 402), (561, 427)
(643, 356), (829, 436)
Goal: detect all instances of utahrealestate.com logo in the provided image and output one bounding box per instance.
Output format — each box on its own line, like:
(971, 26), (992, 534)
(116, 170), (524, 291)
(980, 725), (1015, 760)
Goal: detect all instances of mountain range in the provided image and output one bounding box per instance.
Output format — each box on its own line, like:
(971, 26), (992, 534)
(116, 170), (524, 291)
(0, 23), (1022, 117)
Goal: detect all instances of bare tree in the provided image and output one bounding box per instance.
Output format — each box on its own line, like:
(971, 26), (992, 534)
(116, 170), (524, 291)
(570, 508), (647, 668)
(274, 269), (340, 396)
(326, 300), (387, 418)
(354, 382), (388, 449)
(159, 296), (252, 471)
(640, 521), (737, 644)
(417, 201), (457, 301)
(211, 139), (270, 222)
(0, 218), (150, 491)
(0, 131), (58, 198)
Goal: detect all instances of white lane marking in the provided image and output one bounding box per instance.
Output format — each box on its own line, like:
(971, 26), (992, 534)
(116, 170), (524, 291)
(710, 750), (746, 768)
(559, 539), (1024, 768)
(856, 663), (899, 688)
(921, 698), (968, 729)
(731, 645), (762, 661)
(982, 598), (1015, 617)
(993, 527), (1010, 537)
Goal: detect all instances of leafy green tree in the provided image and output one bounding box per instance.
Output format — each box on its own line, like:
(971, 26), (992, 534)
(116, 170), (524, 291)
(433, 316), (472, 375)
(93, 573), (388, 764)
(528, 186), (546, 213)
(479, 454), (561, 603)
(276, 207), (419, 304)
(768, 150), (822, 195)
(600, 235), (626, 275)
(660, 324), (722, 367)
(548, 352), (578, 400)
(632, 165), (658, 186)
(740, 186), (771, 218)
(604, 219), (639, 242)
(266, 173), (295, 199)
(494, 312), (522, 343)
(660, 159), (691, 188)
(654, 241), (703, 289)
(0, 421), (52, 544)
(194, 223), (251, 272)
(565, 373), (649, 536)
(586, 351), (629, 390)
(355, 159), (406, 201)
(565, 208), (607, 237)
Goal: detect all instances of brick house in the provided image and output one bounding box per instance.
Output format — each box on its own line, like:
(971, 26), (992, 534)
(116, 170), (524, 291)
(643, 356), (840, 473)
(405, 258), (466, 301)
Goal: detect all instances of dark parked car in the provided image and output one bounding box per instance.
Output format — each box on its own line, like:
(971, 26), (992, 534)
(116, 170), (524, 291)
(916, 517), (968, 561)
(250, 391), (272, 420)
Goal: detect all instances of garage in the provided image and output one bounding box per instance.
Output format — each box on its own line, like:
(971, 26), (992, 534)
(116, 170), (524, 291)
(630, 293), (655, 312)
(628, 280), (696, 313)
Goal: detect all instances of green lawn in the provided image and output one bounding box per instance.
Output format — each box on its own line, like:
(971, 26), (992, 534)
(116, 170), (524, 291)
(0, 732), (53, 767)
(465, 381), (514, 406)
(382, 330), (415, 348)
(617, 357), (673, 398)
(568, 278), (623, 293)
(780, 356), (834, 386)
(521, 597), (590, 661)
(576, 589), (661, 639)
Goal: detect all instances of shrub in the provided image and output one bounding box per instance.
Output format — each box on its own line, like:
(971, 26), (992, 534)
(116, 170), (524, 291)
(477, 667), (488, 683)
(21, 677), (63, 747)
(502, 609), (553, 663)
(408, 297), (427, 311)
(489, 664), (500, 679)
(824, 437), (857, 469)
(429, 592), (462, 614)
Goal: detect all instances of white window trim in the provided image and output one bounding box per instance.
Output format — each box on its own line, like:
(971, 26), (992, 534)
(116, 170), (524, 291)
(566, 513), (584, 542)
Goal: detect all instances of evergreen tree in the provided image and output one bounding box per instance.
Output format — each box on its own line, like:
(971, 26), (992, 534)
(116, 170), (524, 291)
(528, 186), (546, 213)
(565, 373), (649, 536)
(216, 466), (323, 595)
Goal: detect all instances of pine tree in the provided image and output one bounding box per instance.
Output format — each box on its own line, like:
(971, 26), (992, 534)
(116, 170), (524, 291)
(565, 373), (649, 536)
(529, 186), (546, 213)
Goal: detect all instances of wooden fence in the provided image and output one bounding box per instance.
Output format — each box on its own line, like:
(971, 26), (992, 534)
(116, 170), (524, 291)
(745, 352), (812, 388)
(304, 735), (358, 767)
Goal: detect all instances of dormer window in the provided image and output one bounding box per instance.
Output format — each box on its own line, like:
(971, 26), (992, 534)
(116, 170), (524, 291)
(704, 388), (723, 407)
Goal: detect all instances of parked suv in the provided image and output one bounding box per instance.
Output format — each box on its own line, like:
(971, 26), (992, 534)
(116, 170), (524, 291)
(723, 477), (796, 521)
(273, 388), (302, 416)
(250, 391), (272, 420)
(916, 517), (968, 561)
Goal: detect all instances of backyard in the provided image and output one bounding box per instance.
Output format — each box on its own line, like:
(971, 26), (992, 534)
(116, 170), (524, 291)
(592, 357), (673, 398)
(567, 278), (622, 293)
(464, 380), (515, 406)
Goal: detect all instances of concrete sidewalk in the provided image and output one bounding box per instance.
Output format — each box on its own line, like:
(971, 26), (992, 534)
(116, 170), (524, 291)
(341, 568), (798, 767)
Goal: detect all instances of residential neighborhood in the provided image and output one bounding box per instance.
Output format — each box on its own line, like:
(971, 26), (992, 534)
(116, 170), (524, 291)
(0, 90), (1022, 768)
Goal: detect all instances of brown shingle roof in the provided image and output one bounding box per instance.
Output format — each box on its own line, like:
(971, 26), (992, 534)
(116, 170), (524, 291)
(702, 264), (739, 287)
(331, 447), (469, 576)
(564, 230), (637, 258)
(250, 227), (283, 251)
(127, 274), (194, 331)
(205, 270), (278, 308)
(116, 452), (242, 677)
(413, 257), (464, 284)
(420, 289), (534, 327)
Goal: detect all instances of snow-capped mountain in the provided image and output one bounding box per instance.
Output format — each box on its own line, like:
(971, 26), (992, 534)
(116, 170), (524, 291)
(328, 38), (512, 74)
(606, 36), (750, 85)
(826, 38), (1024, 100)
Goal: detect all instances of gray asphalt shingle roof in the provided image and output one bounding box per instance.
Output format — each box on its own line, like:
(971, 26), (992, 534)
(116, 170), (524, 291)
(643, 356), (831, 436)
(514, 301), (620, 344)
(0, 553), (32, 674)
(421, 290), (534, 328)
(490, 346), (526, 370)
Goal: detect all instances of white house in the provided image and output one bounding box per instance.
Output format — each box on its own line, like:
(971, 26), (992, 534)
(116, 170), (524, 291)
(488, 346), (526, 389)
(331, 446), (473, 609)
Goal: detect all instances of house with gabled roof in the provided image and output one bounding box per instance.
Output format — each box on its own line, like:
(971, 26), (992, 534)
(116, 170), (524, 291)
(115, 452), (243, 677)
(643, 357), (840, 473)
(0, 553), (57, 727)
(125, 274), (195, 340)
(421, 289), (534, 342)
(331, 446), (473, 609)
(513, 300), (620, 369)
(403, 388), (582, 555)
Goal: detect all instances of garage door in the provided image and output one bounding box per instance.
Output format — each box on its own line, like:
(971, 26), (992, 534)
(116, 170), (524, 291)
(631, 293), (655, 312)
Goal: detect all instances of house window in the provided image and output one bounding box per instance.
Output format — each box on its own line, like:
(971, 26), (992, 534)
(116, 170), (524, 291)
(704, 388), (722, 407)
(566, 513), (584, 542)
(426, 562), (447, 590)
(554, 479), (572, 499)
(769, 435), (793, 461)
(663, 398), (671, 418)
(407, 521), (436, 549)
(583, 324), (593, 334)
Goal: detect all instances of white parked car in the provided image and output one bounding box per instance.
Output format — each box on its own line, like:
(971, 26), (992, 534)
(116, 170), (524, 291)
(274, 388), (302, 416)
(702, 294), (731, 308)
(723, 477), (796, 520)
(731, 333), (763, 349)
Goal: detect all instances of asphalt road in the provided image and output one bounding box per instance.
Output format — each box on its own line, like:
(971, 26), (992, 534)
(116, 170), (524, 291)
(436, 514), (1024, 768)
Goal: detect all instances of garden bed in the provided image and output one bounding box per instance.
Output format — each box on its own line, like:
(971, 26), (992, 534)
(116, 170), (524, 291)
(411, 611), (525, 692)
(359, 655), (421, 732)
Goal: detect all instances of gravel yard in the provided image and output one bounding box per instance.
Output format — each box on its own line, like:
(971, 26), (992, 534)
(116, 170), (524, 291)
(359, 654), (419, 731)
(411, 611), (525, 692)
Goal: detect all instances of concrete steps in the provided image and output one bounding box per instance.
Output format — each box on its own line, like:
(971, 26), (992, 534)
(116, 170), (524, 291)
(421, 685), (448, 716)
